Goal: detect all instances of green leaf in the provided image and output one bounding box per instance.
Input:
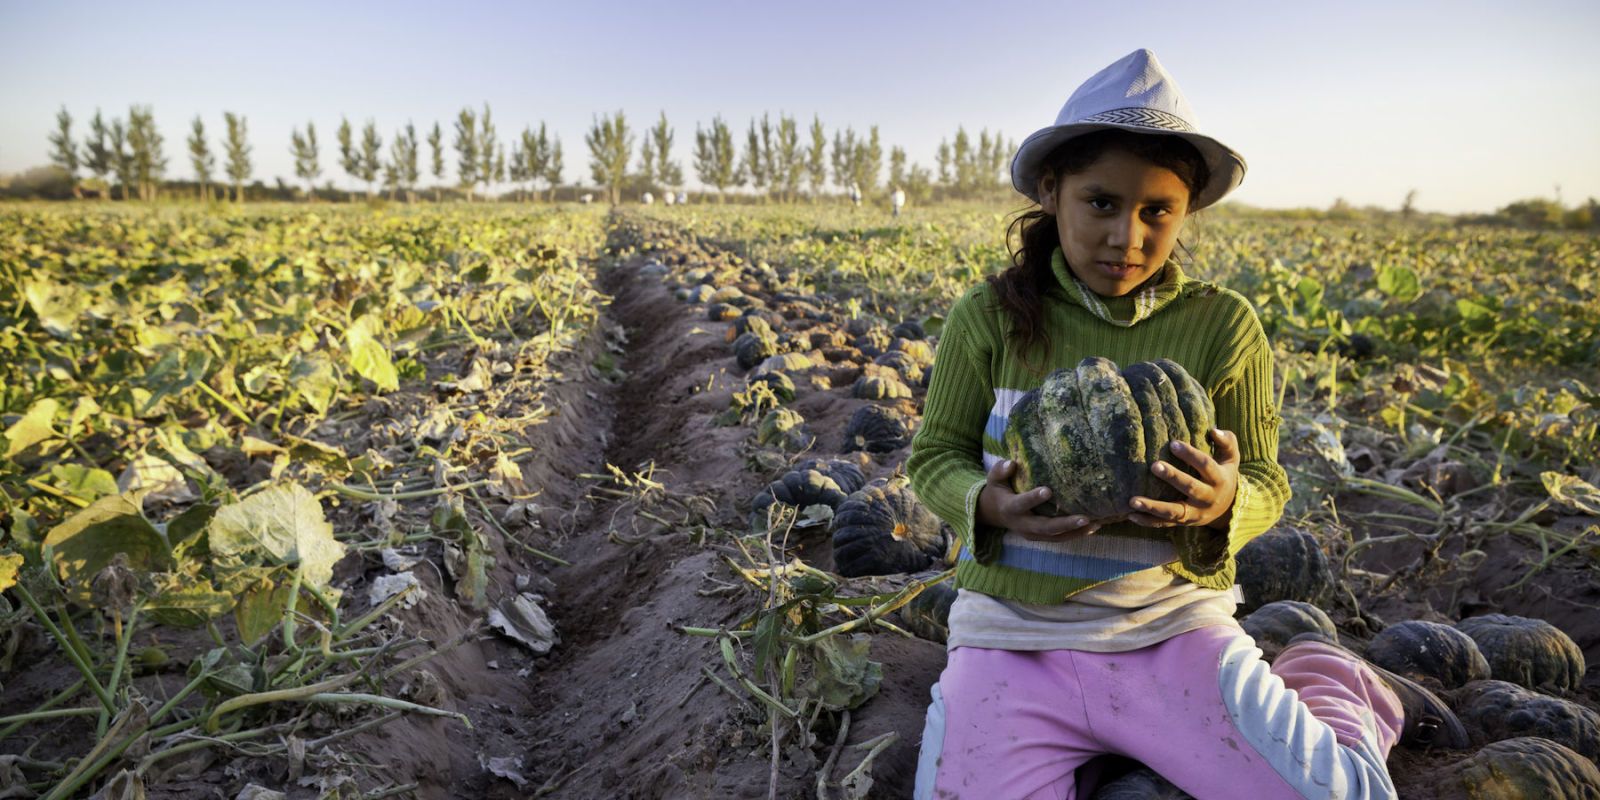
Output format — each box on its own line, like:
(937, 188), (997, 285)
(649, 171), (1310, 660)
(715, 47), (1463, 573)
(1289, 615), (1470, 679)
(144, 581), (237, 627)
(207, 483), (346, 590)
(4, 398), (61, 459)
(233, 574), (291, 644)
(345, 314), (399, 392)
(1295, 277), (1324, 311)
(0, 552), (23, 594)
(1542, 472), (1600, 517)
(1456, 297), (1496, 321)
(1375, 264), (1421, 302)
(434, 502), (490, 610)
(24, 280), (86, 338)
(43, 494), (172, 605)
(142, 348), (212, 412)
(287, 355), (339, 415)
(165, 501), (219, 563)
(50, 464), (119, 502)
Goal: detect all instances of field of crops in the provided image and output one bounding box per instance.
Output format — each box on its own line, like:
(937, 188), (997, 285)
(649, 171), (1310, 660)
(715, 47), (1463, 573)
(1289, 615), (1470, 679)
(2, 202), (1597, 798)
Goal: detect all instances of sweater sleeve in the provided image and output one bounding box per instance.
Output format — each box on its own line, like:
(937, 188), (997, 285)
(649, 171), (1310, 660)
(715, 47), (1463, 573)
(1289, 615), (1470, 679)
(907, 288), (1003, 564)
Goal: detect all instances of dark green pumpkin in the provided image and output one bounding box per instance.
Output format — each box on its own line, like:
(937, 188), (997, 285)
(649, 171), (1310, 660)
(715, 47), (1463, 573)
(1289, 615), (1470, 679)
(1241, 600), (1338, 658)
(843, 405), (916, 453)
(831, 476), (946, 577)
(1234, 527), (1336, 612)
(1454, 680), (1600, 762)
(1366, 620), (1491, 689)
(891, 320), (925, 340)
(733, 329), (778, 370)
(707, 302), (742, 322)
(1003, 357), (1214, 523)
(1421, 737), (1600, 800)
(750, 468), (852, 530)
(895, 578), (957, 644)
(749, 371), (796, 403)
(873, 350), (924, 385)
(852, 366), (913, 400)
(1455, 615), (1586, 693)
(755, 408), (812, 452)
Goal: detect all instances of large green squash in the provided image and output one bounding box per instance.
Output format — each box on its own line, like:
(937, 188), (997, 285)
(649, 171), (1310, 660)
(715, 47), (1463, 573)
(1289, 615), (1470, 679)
(1003, 357), (1214, 523)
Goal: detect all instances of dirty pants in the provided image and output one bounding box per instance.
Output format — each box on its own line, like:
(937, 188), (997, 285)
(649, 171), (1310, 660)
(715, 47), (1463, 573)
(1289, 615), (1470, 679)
(913, 625), (1403, 799)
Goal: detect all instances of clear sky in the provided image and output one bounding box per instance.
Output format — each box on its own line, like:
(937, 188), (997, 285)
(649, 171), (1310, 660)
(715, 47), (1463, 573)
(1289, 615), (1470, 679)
(3, 0), (1598, 213)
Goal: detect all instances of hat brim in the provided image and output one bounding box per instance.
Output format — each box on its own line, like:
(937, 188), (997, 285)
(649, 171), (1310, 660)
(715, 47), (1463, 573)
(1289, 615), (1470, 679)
(1010, 123), (1246, 211)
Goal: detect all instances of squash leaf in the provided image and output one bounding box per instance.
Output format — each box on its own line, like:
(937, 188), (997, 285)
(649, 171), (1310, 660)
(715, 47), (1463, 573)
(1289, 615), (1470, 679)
(208, 483), (345, 590)
(144, 580), (238, 628)
(50, 464), (119, 503)
(1375, 264), (1421, 302)
(4, 398), (61, 459)
(287, 355), (339, 415)
(24, 280), (85, 338)
(232, 574), (292, 644)
(1542, 472), (1600, 517)
(345, 314), (399, 392)
(43, 493), (172, 605)
(0, 552), (24, 594)
(801, 633), (882, 711)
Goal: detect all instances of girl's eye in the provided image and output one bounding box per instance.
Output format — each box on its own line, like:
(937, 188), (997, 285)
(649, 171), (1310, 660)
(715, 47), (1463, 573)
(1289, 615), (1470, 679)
(1088, 198), (1113, 211)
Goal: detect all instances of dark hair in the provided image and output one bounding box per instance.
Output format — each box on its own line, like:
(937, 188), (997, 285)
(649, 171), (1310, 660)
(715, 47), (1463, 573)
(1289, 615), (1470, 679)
(989, 129), (1211, 370)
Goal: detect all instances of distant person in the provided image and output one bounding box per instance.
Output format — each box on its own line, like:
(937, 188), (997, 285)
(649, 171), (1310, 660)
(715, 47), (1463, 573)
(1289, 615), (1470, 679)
(908, 48), (1464, 799)
(891, 185), (906, 217)
(580, 193), (593, 204)
(642, 191), (654, 205)
(678, 190), (689, 205)
(849, 182), (862, 207)
(663, 191), (675, 206)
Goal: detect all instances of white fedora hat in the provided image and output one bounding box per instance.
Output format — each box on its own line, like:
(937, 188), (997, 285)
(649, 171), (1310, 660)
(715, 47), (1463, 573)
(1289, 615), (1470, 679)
(1011, 49), (1246, 211)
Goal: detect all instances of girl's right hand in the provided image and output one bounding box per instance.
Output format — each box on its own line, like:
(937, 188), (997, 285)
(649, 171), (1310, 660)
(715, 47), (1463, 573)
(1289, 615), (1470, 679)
(976, 459), (1101, 541)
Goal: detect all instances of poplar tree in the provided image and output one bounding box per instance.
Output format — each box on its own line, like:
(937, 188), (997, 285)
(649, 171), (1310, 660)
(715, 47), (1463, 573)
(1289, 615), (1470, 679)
(806, 116), (827, 199)
(741, 116), (769, 197)
(223, 112), (251, 203)
(48, 107), (81, 198)
(493, 143), (506, 196)
(773, 115), (802, 203)
(544, 138), (563, 202)
(398, 123), (420, 203)
(337, 118), (359, 197)
(428, 122), (445, 201)
(477, 104), (497, 199)
(831, 127), (859, 194)
(127, 106), (167, 201)
(585, 110), (632, 205)
(190, 117), (216, 201)
(509, 135), (529, 201)
(518, 124), (548, 201)
(889, 146), (907, 190)
(453, 107), (480, 201)
(291, 122), (320, 201)
(83, 110), (113, 199)
(646, 112), (682, 192)
(358, 121), (382, 200)
(693, 115), (738, 202)
(109, 119), (133, 201)
(859, 125), (882, 195)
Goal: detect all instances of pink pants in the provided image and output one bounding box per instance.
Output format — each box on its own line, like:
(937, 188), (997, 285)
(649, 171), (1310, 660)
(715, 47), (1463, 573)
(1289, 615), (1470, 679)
(914, 625), (1403, 800)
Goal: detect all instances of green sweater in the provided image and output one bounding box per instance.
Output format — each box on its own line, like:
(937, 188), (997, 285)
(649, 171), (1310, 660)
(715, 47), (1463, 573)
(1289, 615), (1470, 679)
(906, 248), (1291, 605)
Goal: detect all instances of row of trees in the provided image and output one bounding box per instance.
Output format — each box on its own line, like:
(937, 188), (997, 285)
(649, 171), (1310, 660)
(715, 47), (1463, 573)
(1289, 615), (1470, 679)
(45, 105), (1012, 204)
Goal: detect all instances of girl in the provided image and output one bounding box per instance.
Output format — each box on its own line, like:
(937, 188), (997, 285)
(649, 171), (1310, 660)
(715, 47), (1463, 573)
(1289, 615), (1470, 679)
(906, 49), (1465, 800)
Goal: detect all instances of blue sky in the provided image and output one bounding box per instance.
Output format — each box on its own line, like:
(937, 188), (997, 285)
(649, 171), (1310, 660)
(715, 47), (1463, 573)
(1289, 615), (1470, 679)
(2, 0), (1598, 212)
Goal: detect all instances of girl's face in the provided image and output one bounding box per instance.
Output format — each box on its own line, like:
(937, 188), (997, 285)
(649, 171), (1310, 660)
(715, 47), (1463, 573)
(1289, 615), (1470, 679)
(1038, 148), (1191, 298)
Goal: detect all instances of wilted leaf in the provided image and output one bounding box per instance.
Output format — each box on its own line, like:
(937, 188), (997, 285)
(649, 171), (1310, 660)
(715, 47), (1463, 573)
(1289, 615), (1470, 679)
(208, 483), (345, 590)
(24, 279), (86, 338)
(345, 315), (399, 392)
(288, 355), (339, 415)
(43, 494), (171, 605)
(144, 581), (237, 628)
(5, 397), (61, 458)
(801, 634), (882, 711)
(487, 593), (558, 654)
(118, 452), (196, 504)
(233, 575), (291, 643)
(1542, 472), (1600, 517)
(0, 552), (23, 593)
(434, 502), (490, 609)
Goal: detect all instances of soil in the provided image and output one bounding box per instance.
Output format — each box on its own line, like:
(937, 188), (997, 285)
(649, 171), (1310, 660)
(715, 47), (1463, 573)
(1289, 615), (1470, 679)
(4, 213), (1596, 799)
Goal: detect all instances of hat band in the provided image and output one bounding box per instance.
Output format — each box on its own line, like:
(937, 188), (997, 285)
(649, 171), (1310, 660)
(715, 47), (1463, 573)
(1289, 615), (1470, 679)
(1077, 107), (1195, 133)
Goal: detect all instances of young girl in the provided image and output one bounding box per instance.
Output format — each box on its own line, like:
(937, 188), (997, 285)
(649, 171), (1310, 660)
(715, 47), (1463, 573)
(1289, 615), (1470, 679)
(907, 49), (1465, 799)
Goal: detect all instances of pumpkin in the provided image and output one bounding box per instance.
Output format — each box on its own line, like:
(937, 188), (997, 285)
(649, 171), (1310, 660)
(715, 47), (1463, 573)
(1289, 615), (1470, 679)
(873, 350), (924, 385)
(749, 371), (796, 403)
(853, 329), (893, 358)
(895, 578), (958, 644)
(1454, 680), (1600, 762)
(751, 352), (815, 380)
(843, 405), (916, 453)
(707, 302), (742, 322)
(685, 284), (717, 304)
(888, 337), (935, 366)
(1241, 600), (1338, 659)
(809, 328), (848, 349)
(1003, 357), (1213, 523)
(845, 317), (882, 337)
(750, 468), (854, 529)
(1421, 737), (1600, 800)
(1366, 620), (1491, 689)
(891, 320), (925, 340)
(733, 330), (778, 370)
(725, 312), (781, 343)
(832, 475), (947, 577)
(1455, 615), (1586, 693)
(1234, 527), (1336, 612)
(852, 365), (913, 400)
(793, 458), (866, 495)
(709, 285), (744, 304)
(1090, 768), (1194, 800)
(756, 409), (812, 452)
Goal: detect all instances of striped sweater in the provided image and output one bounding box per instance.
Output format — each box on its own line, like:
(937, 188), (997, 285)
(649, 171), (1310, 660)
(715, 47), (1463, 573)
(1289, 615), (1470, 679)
(906, 247), (1290, 605)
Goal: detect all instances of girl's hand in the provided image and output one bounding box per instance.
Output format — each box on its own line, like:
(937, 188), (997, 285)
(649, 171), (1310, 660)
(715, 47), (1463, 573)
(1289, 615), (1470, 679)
(977, 459), (1101, 541)
(1129, 429), (1240, 530)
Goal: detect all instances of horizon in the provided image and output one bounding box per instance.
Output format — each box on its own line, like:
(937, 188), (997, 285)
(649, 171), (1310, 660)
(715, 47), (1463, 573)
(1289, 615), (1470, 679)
(3, 0), (1598, 214)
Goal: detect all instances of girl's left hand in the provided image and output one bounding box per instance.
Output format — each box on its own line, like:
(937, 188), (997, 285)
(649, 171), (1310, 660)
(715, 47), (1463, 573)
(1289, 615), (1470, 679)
(1128, 428), (1240, 530)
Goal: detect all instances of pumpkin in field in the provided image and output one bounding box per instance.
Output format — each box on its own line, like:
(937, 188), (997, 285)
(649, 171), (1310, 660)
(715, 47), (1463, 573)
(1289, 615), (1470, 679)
(734, 329), (778, 370)
(832, 475), (947, 577)
(895, 578), (958, 644)
(726, 312), (782, 343)
(853, 329), (893, 358)
(1366, 620), (1491, 689)
(756, 409), (812, 452)
(748, 458), (866, 529)
(1420, 737), (1600, 799)
(891, 320), (925, 340)
(749, 371), (796, 403)
(1003, 357), (1213, 523)
(1455, 614), (1586, 693)
(852, 365), (913, 400)
(873, 350), (924, 386)
(707, 302), (742, 322)
(1234, 527), (1336, 611)
(1241, 600), (1338, 658)
(843, 405), (916, 453)
(1454, 680), (1600, 762)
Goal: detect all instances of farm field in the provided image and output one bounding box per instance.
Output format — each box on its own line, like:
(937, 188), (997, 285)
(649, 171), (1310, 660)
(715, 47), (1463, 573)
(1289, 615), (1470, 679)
(2, 202), (1598, 799)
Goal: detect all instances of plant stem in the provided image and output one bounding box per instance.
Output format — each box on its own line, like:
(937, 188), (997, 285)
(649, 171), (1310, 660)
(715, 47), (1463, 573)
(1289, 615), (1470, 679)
(13, 584), (115, 714)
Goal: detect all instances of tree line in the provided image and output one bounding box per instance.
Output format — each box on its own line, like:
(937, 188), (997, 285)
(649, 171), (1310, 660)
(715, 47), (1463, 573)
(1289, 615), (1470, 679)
(42, 105), (1013, 204)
